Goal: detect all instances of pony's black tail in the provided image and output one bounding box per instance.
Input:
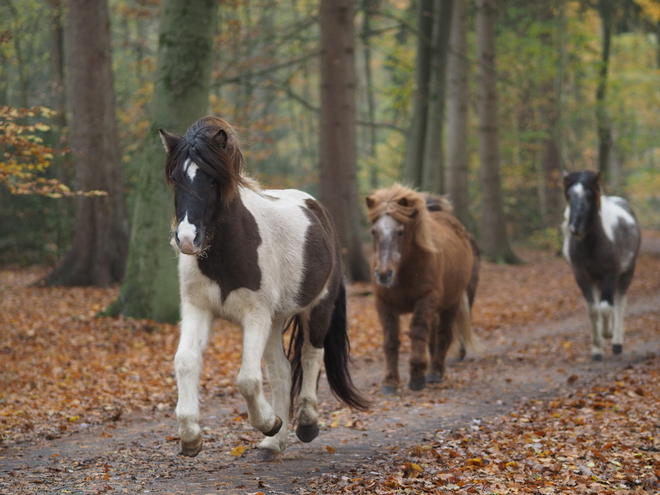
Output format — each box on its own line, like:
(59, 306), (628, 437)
(323, 280), (370, 410)
(287, 280), (370, 411)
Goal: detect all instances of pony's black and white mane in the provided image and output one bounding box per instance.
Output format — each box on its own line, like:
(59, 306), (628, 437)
(562, 170), (641, 361)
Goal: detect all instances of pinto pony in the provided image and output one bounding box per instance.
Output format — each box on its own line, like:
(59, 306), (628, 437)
(562, 170), (641, 361)
(366, 184), (479, 394)
(160, 116), (368, 460)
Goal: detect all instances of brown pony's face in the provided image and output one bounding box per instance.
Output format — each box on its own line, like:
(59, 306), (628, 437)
(370, 214), (409, 287)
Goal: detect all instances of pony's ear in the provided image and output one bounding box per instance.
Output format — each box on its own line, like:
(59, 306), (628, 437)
(594, 171), (602, 183)
(213, 129), (228, 149)
(365, 196), (375, 209)
(159, 129), (182, 153)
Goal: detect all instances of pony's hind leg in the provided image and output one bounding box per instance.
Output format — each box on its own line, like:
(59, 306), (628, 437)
(236, 314), (283, 438)
(612, 293), (627, 355)
(427, 305), (458, 384)
(175, 302), (213, 457)
(296, 312), (330, 442)
(258, 318), (291, 459)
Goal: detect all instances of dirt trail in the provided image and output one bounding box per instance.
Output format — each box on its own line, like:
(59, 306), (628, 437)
(2, 286), (658, 495)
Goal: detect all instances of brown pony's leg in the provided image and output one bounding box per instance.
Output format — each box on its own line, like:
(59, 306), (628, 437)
(427, 304), (458, 383)
(408, 297), (440, 391)
(376, 297), (400, 395)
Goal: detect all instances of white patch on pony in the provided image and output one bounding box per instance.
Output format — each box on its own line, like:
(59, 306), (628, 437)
(569, 182), (585, 197)
(373, 215), (402, 265)
(176, 213), (197, 249)
(561, 206), (571, 263)
(184, 159), (199, 180)
(600, 195), (636, 242)
(178, 187), (317, 324)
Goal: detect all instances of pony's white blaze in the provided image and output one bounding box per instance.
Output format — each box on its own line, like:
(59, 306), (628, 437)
(373, 214), (402, 272)
(176, 213), (197, 254)
(600, 196), (637, 242)
(184, 159), (199, 180)
(570, 182), (585, 197)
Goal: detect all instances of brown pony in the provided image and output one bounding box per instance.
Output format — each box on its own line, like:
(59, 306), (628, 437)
(366, 184), (478, 394)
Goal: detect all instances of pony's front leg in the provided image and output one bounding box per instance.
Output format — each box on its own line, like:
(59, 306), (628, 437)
(175, 302), (213, 457)
(376, 297), (400, 395)
(588, 302), (605, 361)
(427, 304), (458, 383)
(236, 315), (282, 438)
(257, 319), (291, 459)
(408, 297), (439, 391)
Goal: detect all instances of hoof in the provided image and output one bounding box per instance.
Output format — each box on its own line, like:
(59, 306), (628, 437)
(592, 353), (603, 362)
(381, 385), (398, 396)
(296, 423), (320, 443)
(257, 448), (282, 462)
(180, 435), (203, 457)
(264, 416), (283, 437)
(612, 344), (623, 355)
(426, 371), (443, 384)
(408, 376), (426, 391)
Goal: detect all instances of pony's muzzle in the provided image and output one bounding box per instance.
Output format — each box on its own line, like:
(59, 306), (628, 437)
(175, 231), (203, 256)
(375, 269), (394, 287)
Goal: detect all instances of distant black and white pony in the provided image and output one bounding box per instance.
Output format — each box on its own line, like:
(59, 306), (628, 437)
(159, 116), (369, 460)
(562, 170), (641, 361)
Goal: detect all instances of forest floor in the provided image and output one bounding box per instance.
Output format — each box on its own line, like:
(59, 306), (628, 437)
(1, 234), (660, 494)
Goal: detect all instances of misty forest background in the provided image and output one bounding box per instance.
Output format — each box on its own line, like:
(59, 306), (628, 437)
(1, 0), (660, 313)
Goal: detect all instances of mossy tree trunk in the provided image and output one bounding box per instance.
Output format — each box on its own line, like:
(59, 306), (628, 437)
(107, 0), (218, 322)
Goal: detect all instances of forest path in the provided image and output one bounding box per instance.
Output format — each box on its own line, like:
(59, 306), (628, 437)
(2, 285), (658, 495)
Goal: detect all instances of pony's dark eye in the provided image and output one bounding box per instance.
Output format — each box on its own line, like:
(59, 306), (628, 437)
(396, 228), (404, 237)
(370, 227), (377, 237)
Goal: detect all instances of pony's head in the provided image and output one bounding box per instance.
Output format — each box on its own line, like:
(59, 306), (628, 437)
(365, 184), (439, 287)
(160, 116), (248, 256)
(563, 170), (602, 240)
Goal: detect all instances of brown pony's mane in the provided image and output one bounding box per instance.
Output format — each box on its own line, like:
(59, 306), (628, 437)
(165, 116), (250, 204)
(366, 184), (452, 253)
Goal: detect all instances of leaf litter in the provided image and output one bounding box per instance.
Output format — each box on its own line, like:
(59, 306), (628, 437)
(0, 248), (659, 493)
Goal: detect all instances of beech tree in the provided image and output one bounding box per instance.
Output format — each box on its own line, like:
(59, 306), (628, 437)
(476, 0), (519, 263)
(43, 0), (128, 287)
(445, 0), (473, 232)
(107, 0), (218, 322)
(318, 0), (370, 282)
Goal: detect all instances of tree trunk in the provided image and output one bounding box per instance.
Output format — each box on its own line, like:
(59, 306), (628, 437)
(361, 0), (379, 189)
(476, 0), (519, 264)
(445, 0), (473, 232)
(319, 0), (371, 282)
(107, 0), (218, 322)
(421, 0), (453, 194)
(43, 0), (128, 287)
(402, 0), (434, 187)
(596, 0), (613, 180)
